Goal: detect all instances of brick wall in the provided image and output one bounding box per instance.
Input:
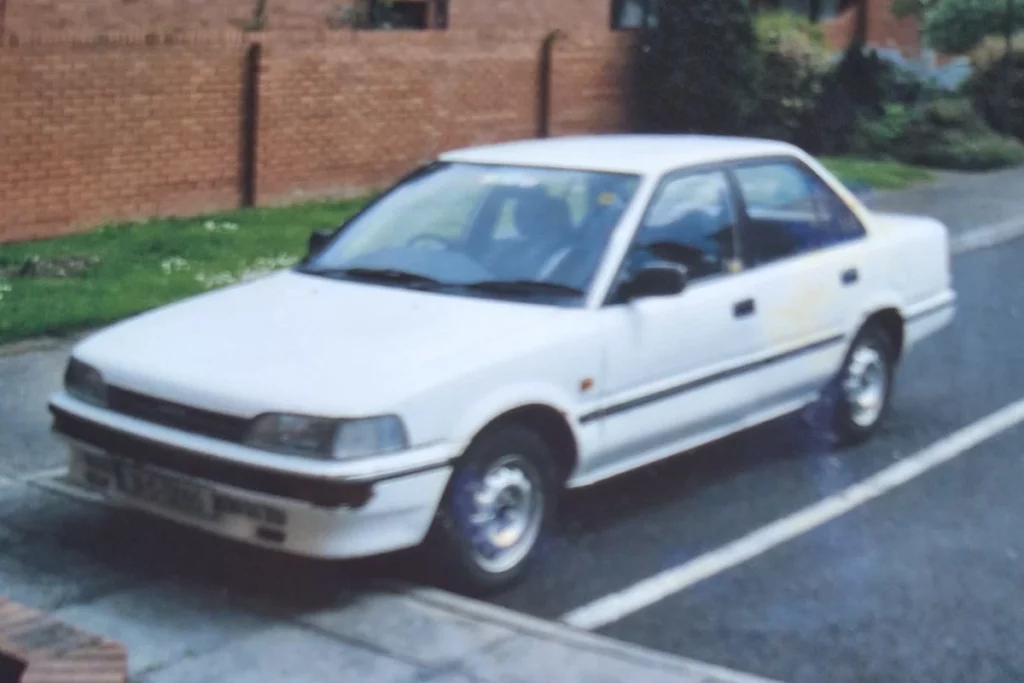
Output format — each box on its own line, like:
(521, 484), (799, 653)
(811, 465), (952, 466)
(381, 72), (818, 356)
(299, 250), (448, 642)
(4, 0), (615, 34)
(0, 28), (633, 242)
(255, 29), (546, 204)
(550, 32), (632, 136)
(0, 33), (246, 242)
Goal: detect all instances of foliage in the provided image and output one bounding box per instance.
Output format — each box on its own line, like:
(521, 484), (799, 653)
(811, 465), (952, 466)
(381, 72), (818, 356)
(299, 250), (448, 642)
(851, 98), (1024, 169)
(920, 0), (1024, 54)
(965, 34), (1024, 139)
(819, 156), (936, 190)
(628, 0), (760, 135)
(750, 11), (834, 143)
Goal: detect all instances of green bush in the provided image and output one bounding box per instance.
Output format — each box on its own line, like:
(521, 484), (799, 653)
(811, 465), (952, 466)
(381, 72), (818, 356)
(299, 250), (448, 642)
(750, 11), (833, 143)
(922, 0), (1024, 55)
(628, 0), (759, 135)
(965, 34), (1024, 141)
(851, 99), (1024, 170)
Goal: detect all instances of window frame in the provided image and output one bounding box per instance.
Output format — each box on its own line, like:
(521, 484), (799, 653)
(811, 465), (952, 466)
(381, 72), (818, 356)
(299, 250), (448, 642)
(726, 155), (868, 270)
(601, 162), (744, 306)
(611, 0), (658, 30)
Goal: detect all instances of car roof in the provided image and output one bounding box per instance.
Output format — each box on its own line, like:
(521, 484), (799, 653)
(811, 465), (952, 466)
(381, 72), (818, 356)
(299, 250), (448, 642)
(439, 134), (806, 176)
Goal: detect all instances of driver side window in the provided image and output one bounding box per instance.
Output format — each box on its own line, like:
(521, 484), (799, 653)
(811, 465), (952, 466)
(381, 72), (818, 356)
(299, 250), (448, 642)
(631, 170), (739, 282)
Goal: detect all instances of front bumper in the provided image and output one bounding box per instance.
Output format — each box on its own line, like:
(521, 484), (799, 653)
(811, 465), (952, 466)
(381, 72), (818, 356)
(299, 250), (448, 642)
(49, 392), (459, 560)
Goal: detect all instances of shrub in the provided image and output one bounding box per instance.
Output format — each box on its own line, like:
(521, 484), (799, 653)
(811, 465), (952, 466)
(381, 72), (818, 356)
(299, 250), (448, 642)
(851, 98), (1024, 170)
(965, 34), (1024, 141)
(922, 0), (1024, 55)
(627, 0), (759, 135)
(750, 11), (833, 143)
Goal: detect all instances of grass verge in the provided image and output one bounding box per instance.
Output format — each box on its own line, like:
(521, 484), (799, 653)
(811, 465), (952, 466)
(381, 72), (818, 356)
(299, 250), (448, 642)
(820, 156), (936, 191)
(0, 156), (934, 346)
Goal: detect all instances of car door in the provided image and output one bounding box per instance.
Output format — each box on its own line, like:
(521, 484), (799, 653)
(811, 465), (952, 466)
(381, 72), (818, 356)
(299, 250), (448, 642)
(727, 156), (871, 414)
(578, 167), (767, 482)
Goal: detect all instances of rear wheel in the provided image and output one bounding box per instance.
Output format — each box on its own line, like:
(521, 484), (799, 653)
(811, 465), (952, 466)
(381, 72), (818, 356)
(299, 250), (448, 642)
(832, 322), (896, 446)
(424, 424), (557, 595)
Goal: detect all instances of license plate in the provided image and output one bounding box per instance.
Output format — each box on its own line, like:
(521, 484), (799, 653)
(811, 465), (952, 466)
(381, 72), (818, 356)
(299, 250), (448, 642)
(116, 462), (218, 521)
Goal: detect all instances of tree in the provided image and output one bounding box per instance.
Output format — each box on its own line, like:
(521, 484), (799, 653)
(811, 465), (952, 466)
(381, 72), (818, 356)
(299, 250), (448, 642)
(628, 0), (760, 135)
(894, 0), (1023, 54)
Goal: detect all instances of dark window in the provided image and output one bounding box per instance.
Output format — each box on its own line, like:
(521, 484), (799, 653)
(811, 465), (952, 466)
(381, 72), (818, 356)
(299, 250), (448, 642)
(331, 0), (445, 30)
(732, 160), (866, 267)
(611, 0), (658, 30)
(626, 169), (739, 282)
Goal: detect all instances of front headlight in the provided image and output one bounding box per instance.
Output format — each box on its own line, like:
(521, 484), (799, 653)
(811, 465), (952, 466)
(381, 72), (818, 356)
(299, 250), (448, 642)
(246, 413), (408, 461)
(64, 358), (108, 407)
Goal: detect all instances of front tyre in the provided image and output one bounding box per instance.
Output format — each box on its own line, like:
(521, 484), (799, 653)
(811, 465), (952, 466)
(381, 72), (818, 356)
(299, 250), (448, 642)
(424, 425), (558, 595)
(833, 323), (896, 446)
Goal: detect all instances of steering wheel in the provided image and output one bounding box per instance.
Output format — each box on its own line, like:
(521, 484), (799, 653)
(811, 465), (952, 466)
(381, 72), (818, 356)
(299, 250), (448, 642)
(407, 234), (457, 251)
(644, 240), (717, 270)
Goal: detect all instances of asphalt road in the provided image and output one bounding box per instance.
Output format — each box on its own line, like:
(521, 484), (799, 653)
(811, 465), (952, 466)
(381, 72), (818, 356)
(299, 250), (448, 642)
(480, 231), (1024, 681)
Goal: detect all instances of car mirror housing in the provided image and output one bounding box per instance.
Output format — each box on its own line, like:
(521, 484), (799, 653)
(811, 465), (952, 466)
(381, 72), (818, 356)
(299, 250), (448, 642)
(305, 228), (334, 261)
(620, 261), (688, 301)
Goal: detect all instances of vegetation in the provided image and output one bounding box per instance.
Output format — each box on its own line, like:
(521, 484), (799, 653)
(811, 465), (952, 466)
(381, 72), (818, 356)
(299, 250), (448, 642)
(750, 11), (833, 144)
(0, 201), (364, 345)
(628, 0), (760, 134)
(896, 0), (1024, 55)
(966, 34), (1024, 139)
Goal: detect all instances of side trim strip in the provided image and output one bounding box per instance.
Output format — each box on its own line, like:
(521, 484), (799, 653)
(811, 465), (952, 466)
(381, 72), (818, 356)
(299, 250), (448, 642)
(579, 334), (845, 424)
(905, 298), (955, 323)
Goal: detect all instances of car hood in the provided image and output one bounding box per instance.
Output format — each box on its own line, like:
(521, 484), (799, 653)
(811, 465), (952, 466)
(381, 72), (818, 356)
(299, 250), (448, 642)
(73, 271), (569, 417)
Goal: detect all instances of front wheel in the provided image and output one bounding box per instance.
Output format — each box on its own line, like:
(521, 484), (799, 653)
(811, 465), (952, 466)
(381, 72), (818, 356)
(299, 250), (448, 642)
(423, 425), (557, 595)
(832, 323), (896, 446)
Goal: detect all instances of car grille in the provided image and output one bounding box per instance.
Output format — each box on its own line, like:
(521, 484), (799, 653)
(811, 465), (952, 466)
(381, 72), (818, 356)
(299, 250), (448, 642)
(107, 387), (250, 443)
(51, 409), (373, 508)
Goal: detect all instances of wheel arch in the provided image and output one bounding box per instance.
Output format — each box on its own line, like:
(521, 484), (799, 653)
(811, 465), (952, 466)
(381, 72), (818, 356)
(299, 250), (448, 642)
(463, 403), (579, 486)
(862, 306), (905, 361)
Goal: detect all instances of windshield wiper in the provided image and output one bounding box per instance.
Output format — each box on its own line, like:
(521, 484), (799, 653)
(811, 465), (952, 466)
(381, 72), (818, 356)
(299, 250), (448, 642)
(463, 280), (585, 297)
(306, 267), (443, 289)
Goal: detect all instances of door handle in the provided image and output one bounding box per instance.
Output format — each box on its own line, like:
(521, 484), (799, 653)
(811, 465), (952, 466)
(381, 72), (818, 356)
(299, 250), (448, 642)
(841, 268), (859, 285)
(733, 298), (756, 318)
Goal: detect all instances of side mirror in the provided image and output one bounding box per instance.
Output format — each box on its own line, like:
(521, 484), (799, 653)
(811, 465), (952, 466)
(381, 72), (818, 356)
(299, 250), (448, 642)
(619, 262), (687, 301)
(306, 228), (334, 259)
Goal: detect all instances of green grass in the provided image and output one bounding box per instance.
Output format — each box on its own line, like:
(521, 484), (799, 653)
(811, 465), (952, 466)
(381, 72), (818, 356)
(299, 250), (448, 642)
(821, 156), (936, 191)
(0, 156), (934, 346)
(0, 200), (365, 345)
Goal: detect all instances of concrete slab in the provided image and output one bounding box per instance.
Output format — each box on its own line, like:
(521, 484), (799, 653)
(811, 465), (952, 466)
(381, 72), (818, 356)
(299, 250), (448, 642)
(300, 590), (512, 668)
(142, 623), (422, 683)
(53, 582), (272, 677)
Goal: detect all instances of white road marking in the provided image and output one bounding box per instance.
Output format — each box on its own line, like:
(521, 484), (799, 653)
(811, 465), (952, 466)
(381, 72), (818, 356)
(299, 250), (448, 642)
(951, 218), (1024, 255)
(561, 395), (1024, 631)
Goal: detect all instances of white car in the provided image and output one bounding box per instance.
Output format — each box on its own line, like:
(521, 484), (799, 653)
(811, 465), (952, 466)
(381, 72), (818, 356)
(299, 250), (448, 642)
(50, 135), (955, 592)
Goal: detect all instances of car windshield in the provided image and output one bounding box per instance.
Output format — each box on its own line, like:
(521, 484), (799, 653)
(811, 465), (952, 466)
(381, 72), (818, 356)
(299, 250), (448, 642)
(301, 162), (641, 301)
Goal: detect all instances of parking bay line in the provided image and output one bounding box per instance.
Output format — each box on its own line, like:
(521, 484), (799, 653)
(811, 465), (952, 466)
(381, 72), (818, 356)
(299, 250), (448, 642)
(560, 395), (1024, 631)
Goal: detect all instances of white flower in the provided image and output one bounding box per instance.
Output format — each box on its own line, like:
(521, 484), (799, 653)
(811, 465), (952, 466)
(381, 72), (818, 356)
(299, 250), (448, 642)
(194, 271), (238, 289)
(160, 257), (190, 275)
(0, 281), (11, 301)
(203, 220), (240, 233)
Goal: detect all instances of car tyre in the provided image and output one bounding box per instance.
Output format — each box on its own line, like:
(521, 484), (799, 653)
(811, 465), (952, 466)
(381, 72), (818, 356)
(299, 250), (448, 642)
(423, 424), (558, 596)
(832, 322), (896, 446)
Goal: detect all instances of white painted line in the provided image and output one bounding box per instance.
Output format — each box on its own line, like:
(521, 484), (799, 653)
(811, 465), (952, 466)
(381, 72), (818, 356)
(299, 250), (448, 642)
(561, 395), (1024, 631)
(405, 584), (784, 683)
(950, 218), (1024, 255)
